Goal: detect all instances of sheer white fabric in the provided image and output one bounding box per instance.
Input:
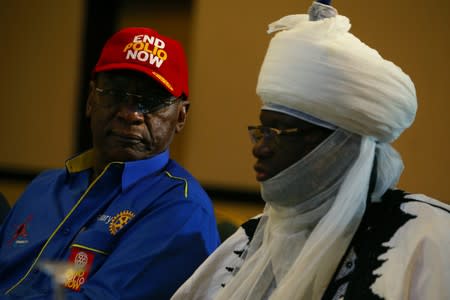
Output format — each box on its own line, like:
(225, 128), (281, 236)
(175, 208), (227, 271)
(371, 143), (404, 202)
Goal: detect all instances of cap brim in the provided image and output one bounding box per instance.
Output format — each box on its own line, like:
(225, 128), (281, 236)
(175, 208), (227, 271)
(94, 63), (181, 98)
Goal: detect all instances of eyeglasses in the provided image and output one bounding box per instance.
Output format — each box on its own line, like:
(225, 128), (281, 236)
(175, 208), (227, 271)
(95, 87), (179, 114)
(248, 125), (301, 146)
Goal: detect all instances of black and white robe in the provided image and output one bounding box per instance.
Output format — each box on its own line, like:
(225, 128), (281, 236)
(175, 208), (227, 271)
(172, 190), (450, 300)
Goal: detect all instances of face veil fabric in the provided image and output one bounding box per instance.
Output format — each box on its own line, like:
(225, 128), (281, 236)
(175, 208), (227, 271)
(215, 128), (375, 300)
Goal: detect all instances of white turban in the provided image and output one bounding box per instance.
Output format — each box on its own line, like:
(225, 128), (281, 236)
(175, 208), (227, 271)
(256, 14), (417, 143)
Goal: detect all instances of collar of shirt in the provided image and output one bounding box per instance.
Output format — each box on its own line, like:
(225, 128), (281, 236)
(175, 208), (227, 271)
(65, 149), (170, 191)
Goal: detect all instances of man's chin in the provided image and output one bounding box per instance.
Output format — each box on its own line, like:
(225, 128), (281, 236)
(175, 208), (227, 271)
(105, 148), (150, 163)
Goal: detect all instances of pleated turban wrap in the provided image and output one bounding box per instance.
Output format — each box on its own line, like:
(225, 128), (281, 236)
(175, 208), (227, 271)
(256, 14), (417, 142)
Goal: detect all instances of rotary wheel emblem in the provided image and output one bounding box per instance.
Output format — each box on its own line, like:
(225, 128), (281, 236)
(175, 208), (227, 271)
(74, 252), (89, 267)
(109, 210), (135, 235)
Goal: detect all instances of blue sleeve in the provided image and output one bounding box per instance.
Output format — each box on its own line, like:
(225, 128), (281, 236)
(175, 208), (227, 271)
(65, 200), (220, 300)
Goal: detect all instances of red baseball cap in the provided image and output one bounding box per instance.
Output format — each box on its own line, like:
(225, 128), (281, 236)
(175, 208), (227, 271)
(93, 27), (189, 99)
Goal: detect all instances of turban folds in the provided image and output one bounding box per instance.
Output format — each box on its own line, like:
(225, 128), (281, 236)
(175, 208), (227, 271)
(256, 14), (417, 142)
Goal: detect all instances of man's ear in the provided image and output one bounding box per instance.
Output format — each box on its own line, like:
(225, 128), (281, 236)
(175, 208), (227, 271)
(175, 101), (190, 133)
(86, 81), (95, 118)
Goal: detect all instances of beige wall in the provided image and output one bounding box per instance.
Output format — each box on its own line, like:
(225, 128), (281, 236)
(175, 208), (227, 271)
(0, 0), (449, 205)
(0, 0), (84, 205)
(0, 0), (83, 172)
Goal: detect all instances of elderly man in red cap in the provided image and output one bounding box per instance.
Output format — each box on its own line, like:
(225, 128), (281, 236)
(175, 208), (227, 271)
(172, 1), (450, 300)
(0, 27), (220, 299)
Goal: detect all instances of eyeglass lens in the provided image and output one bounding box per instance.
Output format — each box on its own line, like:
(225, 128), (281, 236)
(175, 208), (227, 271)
(248, 127), (278, 144)
(96, 88), (176, 113)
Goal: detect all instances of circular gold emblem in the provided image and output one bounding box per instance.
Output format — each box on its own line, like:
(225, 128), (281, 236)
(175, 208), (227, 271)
(109, 210), (135, 235)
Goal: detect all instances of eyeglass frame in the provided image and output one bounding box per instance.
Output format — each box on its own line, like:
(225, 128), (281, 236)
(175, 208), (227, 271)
(247, 125), (302, 146)
(94, 87), (180, 114)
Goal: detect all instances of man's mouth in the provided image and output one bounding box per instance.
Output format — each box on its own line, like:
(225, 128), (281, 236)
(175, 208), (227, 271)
(254, 164), (270, 182)
(110, 132), (142, 145)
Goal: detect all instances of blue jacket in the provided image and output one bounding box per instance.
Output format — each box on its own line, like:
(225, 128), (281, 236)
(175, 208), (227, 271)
(0, 150), (220, 299)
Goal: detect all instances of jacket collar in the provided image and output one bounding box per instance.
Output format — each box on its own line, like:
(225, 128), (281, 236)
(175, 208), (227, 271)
(65, 149), (170, 191)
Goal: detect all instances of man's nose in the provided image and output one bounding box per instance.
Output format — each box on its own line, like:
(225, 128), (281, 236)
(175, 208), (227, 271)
(115, 101), (145, 124)
(252, 138), (275, 158)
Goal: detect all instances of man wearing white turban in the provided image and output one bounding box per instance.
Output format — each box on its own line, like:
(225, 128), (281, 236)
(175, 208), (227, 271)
(171, 1), (450, 299)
